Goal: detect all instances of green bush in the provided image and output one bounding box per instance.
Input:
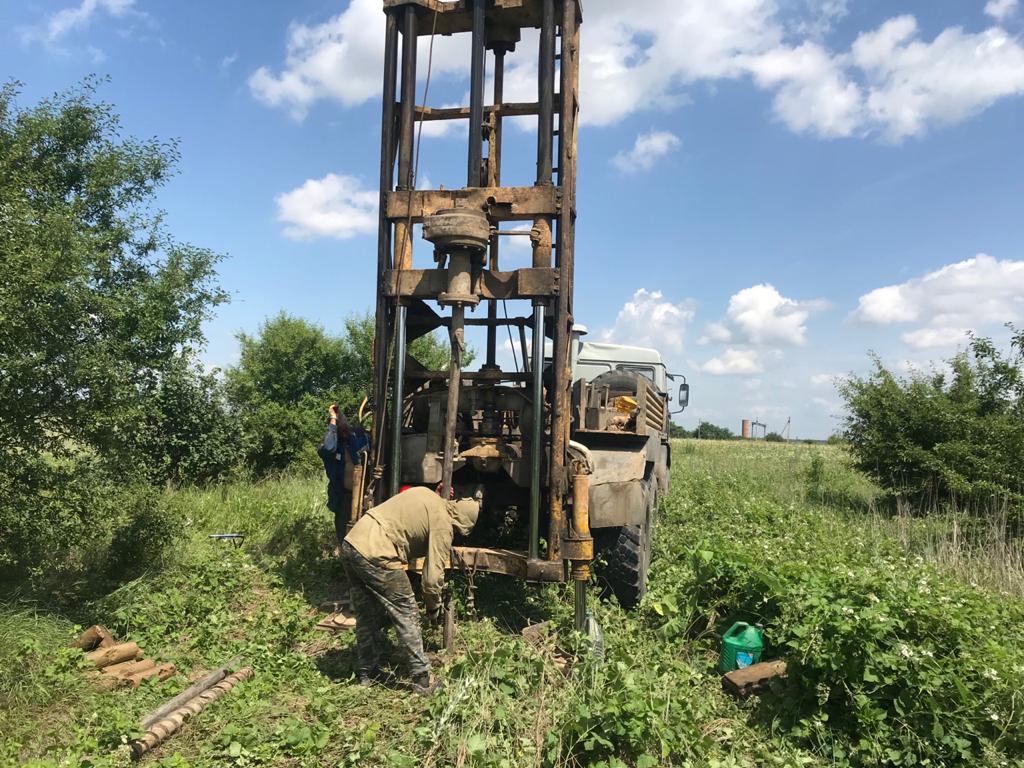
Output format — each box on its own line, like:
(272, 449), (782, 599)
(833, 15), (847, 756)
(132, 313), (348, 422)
(124, 354), (238, 486)
(648, 451), (1024, 766)
(0, 453), (181, 599)
(667, 422), (690, 439)
(0, 80), (224, 597)
(839, 330), (1024, 513)
(695, 422), (735, 440)
(226, 311), (471, 476)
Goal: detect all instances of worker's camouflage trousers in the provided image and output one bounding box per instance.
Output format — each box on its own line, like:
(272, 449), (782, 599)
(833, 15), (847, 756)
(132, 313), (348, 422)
(340, 541), (430, 679)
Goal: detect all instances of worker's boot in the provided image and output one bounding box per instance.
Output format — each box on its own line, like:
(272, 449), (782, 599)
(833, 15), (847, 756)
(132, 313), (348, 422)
(411, 673), (441, 697)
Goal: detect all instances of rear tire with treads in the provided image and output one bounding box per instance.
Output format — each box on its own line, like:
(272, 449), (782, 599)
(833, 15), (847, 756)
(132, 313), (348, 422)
(596, 484), (654, 610)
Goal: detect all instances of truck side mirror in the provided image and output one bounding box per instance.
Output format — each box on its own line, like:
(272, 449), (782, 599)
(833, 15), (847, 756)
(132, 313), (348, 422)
(678, 383), (690, 409)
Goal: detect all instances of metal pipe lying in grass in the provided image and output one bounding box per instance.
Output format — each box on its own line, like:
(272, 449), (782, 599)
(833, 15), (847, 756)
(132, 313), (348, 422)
(131, 667), (252, 759)
(141, 655), (242, 730)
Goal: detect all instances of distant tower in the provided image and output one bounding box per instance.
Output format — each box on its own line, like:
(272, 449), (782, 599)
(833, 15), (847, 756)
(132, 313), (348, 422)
(741, 419), (752, 439)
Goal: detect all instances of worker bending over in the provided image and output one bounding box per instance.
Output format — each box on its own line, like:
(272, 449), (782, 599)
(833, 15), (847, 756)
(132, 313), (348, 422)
(341, 486), (481, 693)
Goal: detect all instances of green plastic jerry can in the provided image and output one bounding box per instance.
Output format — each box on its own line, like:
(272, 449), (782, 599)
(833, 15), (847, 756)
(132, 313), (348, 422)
(719, 622), (764, 672)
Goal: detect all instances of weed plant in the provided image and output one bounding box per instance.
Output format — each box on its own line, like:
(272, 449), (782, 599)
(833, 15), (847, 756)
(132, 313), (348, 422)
(2, 442), (1023, 766)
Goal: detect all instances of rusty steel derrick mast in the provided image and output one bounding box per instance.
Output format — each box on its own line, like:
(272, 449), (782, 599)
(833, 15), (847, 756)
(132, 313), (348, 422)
(362, 0), (591, 627)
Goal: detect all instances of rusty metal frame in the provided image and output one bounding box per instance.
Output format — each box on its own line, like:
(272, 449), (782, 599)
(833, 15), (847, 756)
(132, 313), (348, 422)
(370, 0), (586, 609)
(383, 267), (558, 300)
(407, 547), (565, 582)
(385, 186), (561, 223)
(381, 0), (581, 37)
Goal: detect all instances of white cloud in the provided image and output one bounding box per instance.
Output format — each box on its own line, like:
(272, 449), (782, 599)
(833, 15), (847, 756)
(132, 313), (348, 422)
(252, 3), (1024, 140)
(706, 284), (825, 347)
(986, 0), (1019, 22)
(854, 254), (1024, 347)
(699, 322), (732, 345)
(578, 0), (782, 126)
(21, 0), (135, 44)
(249, 0), (382, 119)
(611, 130), (681, 172)
(744, 42), (863, 138)
(702, 348), (763, 375)
(598, 289), (695, 355)
(901, 327), (971, 349)
(853, 284), (916, 324)
(788, 0), (850, 39)
(810, 372), (847, 387)
(275, 173), (378, 241)
(581, 3), (1024, 140)
(249, 0), (468, 121)
(221, 53), (238, 71)
(851, 16), (1024, 142)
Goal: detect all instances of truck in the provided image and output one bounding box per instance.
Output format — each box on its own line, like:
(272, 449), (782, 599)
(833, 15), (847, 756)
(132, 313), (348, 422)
(351, 0), (689, 630)
(571, 337), (689, 607)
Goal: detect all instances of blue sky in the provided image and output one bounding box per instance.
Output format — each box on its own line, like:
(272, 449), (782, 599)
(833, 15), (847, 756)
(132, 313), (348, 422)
(5, 0), (1024, 438)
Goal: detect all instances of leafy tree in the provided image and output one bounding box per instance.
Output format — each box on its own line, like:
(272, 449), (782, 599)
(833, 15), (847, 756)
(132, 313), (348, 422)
(128, 354), (236, 486)
(667, 422), (691, 439)
(227, 313), (349, 410)
(226, 313), (348, 475)
(839, 328), (1024, 511)
(226, 311), (472, 475)
(765, 431), (785, 443)
(338, 312), (475, 398)
(694, 422), (734, 440)
(0, 80), (223, 592)
(0, 80), (227, 464)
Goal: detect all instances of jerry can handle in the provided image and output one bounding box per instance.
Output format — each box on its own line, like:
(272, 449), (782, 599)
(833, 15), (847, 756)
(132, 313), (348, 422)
(724, 621), (749, 638)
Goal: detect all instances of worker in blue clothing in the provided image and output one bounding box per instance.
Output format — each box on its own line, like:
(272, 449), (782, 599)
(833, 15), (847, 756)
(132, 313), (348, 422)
(318, 404), (370, 544)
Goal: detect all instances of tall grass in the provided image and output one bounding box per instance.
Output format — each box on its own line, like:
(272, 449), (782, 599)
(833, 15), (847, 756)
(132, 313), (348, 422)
(0, 607), (76, 712)
(689, 439), (1024, 597)
(676, 438), (882, 510)
(4, 442), (1024, 766)
(875, 499), (1024, 597)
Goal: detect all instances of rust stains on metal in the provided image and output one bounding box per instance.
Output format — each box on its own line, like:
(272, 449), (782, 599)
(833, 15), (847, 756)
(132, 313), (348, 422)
(385, 186), (561, 223)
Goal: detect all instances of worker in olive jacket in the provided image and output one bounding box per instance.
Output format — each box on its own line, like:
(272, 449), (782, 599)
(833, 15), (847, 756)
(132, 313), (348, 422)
(341, 486), (481, 692)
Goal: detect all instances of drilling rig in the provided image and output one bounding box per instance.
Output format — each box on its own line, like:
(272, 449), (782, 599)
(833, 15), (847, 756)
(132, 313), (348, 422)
(353, 0), (686, 631)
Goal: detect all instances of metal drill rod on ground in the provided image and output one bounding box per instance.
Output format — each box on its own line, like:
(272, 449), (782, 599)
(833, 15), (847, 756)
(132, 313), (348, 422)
(131, 667), (252, 759)
(141, 656), (242, 730)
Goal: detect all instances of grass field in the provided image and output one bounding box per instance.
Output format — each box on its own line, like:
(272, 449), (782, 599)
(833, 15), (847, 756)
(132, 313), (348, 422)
(3, 440), (1023, 767)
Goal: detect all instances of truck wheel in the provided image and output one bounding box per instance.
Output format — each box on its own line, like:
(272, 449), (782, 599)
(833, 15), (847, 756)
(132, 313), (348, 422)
(601, 523), (649, 609)
(598, 485), (654, 610)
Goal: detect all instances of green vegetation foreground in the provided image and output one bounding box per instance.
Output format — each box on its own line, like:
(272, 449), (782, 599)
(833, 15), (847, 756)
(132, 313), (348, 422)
(3, 441), (1023, 767)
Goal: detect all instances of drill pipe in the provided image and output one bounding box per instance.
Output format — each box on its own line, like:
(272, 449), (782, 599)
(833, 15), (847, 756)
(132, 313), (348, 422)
(440, 307), (465, 499)
(131, 667), (253, 759)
